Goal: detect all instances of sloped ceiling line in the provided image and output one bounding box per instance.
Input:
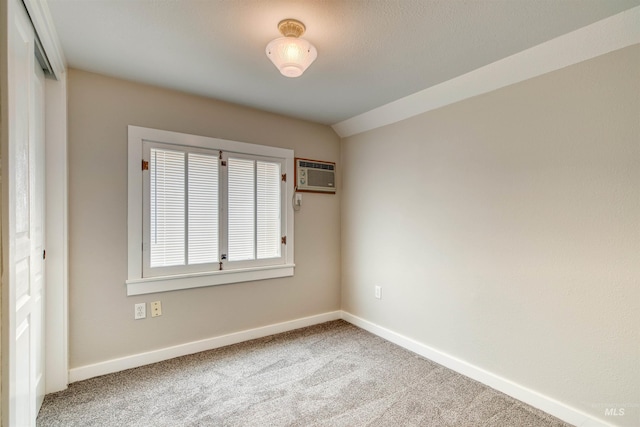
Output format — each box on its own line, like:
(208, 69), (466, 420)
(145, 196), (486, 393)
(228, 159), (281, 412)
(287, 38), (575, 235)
(332, 6), (640, 138)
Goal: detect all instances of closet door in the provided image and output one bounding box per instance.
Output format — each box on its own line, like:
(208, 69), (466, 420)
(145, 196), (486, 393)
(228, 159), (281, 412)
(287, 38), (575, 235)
(4, 0), (46, 423)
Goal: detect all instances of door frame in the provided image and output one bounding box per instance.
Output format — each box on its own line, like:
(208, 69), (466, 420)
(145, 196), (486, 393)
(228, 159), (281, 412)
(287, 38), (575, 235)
(43, 69), (68, 396)
(22, 0), (68, 395)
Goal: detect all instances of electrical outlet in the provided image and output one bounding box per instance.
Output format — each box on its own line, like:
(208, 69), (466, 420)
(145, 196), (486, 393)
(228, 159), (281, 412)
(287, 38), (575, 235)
(375, 286), (382, 299)
(134, 303), (146, 320)
(151, 301), (162, 317)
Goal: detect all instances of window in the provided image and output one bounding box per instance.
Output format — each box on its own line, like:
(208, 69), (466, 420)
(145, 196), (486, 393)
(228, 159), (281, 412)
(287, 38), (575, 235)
(127, 126), (294, 295)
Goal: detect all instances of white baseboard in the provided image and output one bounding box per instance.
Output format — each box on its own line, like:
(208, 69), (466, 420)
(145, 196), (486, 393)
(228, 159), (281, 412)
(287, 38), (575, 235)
(68, 309), (612, 427)
(340, 311), (612, 427)
(68, 311), (341, 383)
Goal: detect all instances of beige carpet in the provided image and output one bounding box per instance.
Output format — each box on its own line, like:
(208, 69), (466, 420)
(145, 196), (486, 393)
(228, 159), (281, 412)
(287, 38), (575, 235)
(37, 320), (572, 426)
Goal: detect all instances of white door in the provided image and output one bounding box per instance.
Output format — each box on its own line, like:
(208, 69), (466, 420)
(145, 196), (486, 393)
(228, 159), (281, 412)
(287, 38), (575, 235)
(5, 0), (46, 424)
(32, 34), (47, 415)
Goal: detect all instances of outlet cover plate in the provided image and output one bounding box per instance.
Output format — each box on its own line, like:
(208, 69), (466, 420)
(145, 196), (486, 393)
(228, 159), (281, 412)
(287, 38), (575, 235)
(134, 303), (146, 320)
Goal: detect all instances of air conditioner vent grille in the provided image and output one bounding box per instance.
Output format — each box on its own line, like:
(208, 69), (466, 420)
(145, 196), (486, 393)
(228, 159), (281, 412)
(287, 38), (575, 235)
(299, 161), (334, 171)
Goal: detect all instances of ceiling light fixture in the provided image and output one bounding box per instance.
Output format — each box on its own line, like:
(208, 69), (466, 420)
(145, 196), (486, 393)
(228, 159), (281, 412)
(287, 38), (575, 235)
(266, 19), (317, 78)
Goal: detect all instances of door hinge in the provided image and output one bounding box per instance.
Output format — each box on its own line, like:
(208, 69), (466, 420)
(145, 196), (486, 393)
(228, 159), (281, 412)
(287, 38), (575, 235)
(142, 160), (149, 170)
(281, 236), (287, 245)
(43, 250), (46, 260)
(281, 173), (286, 182)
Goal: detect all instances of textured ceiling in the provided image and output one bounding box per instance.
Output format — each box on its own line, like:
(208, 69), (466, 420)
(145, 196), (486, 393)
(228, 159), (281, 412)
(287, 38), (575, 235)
(47, 0), (640, 125)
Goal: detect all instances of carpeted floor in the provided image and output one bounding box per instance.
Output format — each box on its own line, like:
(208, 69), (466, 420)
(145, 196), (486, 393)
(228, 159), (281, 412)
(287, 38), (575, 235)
(37, 320), (572, 427)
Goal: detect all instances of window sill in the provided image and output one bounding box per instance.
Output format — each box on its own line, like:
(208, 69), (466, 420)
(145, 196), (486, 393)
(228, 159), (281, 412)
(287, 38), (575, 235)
(126, 264), (295, 296)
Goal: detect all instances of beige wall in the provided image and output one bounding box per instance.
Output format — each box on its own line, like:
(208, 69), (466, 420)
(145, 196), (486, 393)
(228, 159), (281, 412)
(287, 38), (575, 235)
(67, 69), (341, 368)
(68, 43), (639, 424)
(341, 45), (639, 426)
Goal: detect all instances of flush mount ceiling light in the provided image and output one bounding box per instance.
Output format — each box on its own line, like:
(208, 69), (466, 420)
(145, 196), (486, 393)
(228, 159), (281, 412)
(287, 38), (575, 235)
(266, 19), (317, 78)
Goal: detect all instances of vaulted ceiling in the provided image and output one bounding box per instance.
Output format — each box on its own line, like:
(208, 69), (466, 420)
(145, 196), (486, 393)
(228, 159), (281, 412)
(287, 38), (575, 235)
(47, 0), (640, 126)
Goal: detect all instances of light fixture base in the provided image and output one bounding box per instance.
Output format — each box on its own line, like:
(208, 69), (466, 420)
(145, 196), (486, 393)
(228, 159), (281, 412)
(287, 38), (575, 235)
(278, 19), (306, 38)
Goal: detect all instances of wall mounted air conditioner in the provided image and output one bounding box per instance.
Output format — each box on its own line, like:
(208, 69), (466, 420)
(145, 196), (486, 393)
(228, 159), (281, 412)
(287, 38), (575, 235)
(295, 158), (336, 193)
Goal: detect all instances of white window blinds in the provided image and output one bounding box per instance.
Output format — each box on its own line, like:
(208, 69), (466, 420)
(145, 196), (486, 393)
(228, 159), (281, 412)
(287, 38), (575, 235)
(228, 157), (281, 262)
(228, 158), (255, 261)
(150, 148), (185, 267)
(257, 161), (281, 259)
(187, 153), (219, 265)
(144, 141), (285, 278)
(149, 148), (219, 269)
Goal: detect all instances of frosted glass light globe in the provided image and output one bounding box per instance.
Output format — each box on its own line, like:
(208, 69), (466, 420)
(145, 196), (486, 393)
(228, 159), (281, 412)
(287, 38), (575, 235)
(266, 36), (317, 78)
